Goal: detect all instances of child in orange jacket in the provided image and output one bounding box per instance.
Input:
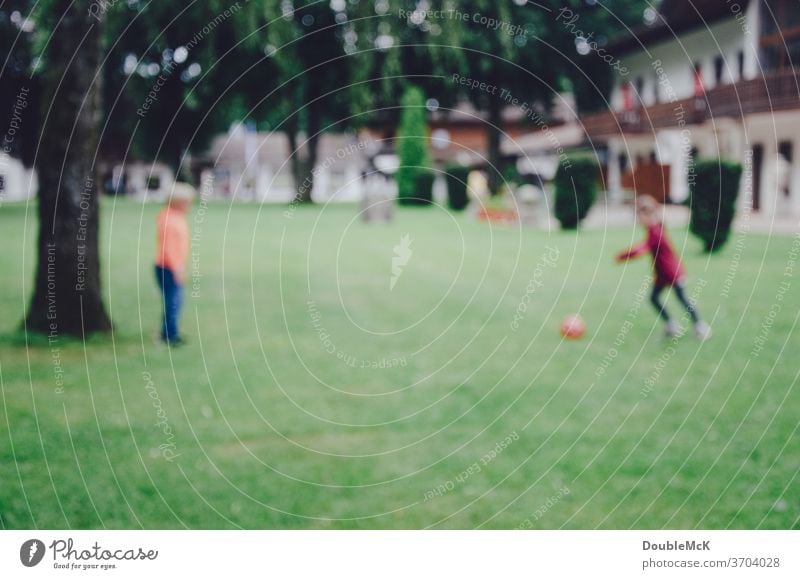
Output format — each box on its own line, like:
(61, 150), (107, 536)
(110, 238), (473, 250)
(155, 182), (195, 345)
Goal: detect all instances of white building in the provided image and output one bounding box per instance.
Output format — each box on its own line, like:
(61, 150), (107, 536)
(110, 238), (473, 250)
(583, 0), (800, 217)
(0, 153), (37, 203)
(119, 162), (176, 200)
(203, 124), (380, 203)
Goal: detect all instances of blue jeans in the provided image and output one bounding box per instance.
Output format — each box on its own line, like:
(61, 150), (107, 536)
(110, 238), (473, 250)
(155, 266), (183, 343)
(651, 282), (700, 324)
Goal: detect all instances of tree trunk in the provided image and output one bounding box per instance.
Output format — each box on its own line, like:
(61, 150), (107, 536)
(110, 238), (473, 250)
(24, 0), (111, 337)
(286, 114), (320, 204)
(301, 98), (322, 203)
(287, 129), (309, 204)
(486, 97), (503, 196)
(286, 78), (324, 205)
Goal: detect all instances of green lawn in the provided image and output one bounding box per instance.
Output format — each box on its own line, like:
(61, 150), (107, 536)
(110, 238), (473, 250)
(1, 198), (798, 529)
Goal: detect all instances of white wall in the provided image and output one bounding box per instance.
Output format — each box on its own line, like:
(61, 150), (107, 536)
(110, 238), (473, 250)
(0, 154), (37, 202)
(124, 162), (175, 201)
(744, 110), (800, 216)
(611, 16), (753, 110)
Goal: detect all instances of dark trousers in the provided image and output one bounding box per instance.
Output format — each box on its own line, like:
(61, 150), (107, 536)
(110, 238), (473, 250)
(650, 283), (700, 324)
(155, 265), (183, 343)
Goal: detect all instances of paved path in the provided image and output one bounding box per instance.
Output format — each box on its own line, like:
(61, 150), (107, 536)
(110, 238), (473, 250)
(581, 202), (799, 235)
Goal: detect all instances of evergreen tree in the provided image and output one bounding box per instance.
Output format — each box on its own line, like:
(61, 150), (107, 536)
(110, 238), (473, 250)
(396, 85), (432, 205)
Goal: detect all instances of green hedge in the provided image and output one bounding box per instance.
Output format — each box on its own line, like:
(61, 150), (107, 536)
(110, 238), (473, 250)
(397, 86), (433, 206)
(413, 169), (435, 205)
(553, 157), (598, 229)
(689, 159), (743, 253)
(445, 165), (470, 210)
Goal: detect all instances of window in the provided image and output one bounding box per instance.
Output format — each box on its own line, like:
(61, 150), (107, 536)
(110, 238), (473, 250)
(693, 63), (704, 96)
(786, 0), (800, 29)
(760, 0), (800, 71)
(653, 74), (660, 103)
(621, 82), (633, 111)
(737, 50), (745, 79)
(635, 77), (645, 106)
(761, 2), (778, 36)
(714, 55), (725, 86)
(789, 38), (800, 69)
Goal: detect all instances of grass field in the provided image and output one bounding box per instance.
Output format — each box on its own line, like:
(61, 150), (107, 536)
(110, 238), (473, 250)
(1, 198), (798, 529)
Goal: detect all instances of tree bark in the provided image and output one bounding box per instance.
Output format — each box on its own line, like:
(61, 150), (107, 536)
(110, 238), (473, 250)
(300, 97), (322, 204)
(24, 0), (111, 337)
(486, 97), (503, 196)
(286, 102), (321, 204)
(286, 128), (309, 204)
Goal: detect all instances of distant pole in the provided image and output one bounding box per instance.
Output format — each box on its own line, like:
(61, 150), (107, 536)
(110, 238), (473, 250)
(244, 119), (258, 200)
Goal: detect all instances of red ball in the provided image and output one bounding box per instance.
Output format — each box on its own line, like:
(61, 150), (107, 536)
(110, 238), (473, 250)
(560, 314), (585, 340)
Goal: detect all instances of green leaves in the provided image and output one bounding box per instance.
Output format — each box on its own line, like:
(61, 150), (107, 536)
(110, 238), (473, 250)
(689, 159), (743, 253)
(554, 156), (599, 229)
(397, 85), (433, 206)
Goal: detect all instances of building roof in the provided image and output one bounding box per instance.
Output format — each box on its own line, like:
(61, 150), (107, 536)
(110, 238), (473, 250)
(608, 0), (751, 54)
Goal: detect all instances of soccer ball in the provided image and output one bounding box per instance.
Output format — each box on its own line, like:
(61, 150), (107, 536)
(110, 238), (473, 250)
(560, 314), (585, 340)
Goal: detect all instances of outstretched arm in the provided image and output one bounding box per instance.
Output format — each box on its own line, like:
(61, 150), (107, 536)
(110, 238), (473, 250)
(616, 241), (649, 262)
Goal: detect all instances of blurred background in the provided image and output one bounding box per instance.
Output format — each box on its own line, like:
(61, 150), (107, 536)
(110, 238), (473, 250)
(3, 1), (798, 219)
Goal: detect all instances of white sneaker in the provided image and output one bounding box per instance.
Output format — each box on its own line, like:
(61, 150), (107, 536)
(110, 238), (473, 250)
(694, 322), (712, 341)
(665, 321), (681, 338)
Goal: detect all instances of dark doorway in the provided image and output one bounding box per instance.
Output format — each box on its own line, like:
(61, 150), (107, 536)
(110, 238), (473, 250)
(737, 50), (745, 80)
(779, 141), (793, 198)
(752, 144), (763, 212)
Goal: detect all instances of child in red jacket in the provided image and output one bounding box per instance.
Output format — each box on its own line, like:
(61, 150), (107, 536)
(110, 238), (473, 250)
(617, 196), (711, 340)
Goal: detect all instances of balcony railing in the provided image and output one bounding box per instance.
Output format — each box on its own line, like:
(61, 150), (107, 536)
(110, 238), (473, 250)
(582, 68), (800, 138)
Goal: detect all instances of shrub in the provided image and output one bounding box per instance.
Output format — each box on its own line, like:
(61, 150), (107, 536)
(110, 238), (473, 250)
(553, 156), (598, 229)
(412, 169), (435, 205)
(445, 165), (470, 210)
(689, 159), (743, 253)
(501, 161), (522, 190)
(396, 86), (433, 206)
